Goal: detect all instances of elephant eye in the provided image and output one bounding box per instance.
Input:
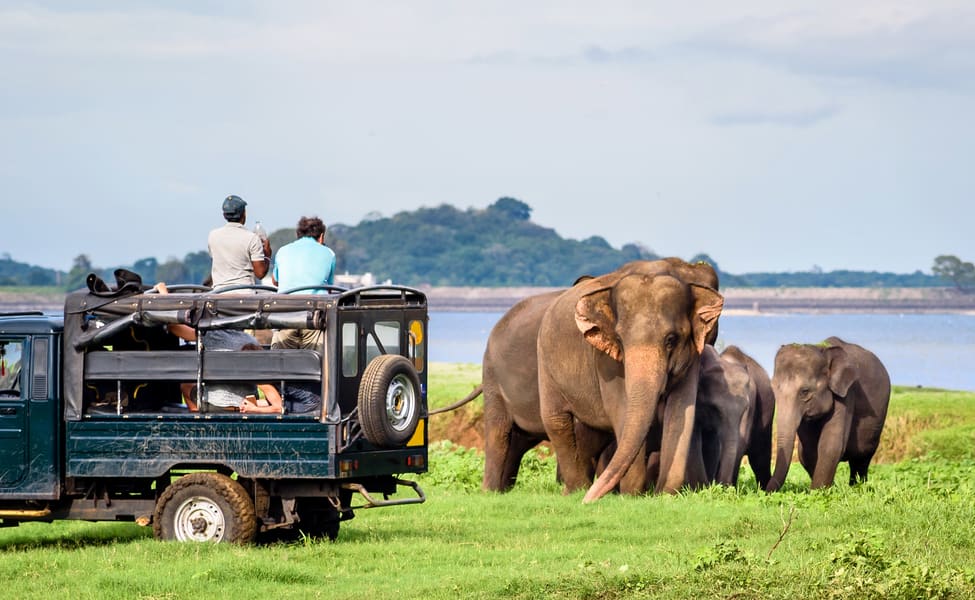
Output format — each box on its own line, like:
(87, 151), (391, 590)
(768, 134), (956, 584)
(664, 333), (677, 351)
(799, 387), (811, 400)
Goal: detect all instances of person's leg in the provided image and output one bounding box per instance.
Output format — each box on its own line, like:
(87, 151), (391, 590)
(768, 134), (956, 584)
(271, 329), (302, 349)
(180, 383), (198, 411)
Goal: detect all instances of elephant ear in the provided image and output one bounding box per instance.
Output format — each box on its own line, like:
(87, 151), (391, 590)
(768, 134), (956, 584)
(826, 346), (858, 397)
(689, 284), (723, 355)
(575, 283), (622, 362)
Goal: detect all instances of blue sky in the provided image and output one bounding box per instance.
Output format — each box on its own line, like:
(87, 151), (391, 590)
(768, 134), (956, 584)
(2, 1), (972, 275)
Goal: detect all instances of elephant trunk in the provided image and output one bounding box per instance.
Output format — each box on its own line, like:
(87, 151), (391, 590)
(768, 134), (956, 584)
(714, 423), (741, 486)
(583, 349), (664, 503)
(766, 407), (800, 492)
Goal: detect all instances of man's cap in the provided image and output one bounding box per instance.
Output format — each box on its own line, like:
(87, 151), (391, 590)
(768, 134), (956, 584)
(222, 194), (247, 219)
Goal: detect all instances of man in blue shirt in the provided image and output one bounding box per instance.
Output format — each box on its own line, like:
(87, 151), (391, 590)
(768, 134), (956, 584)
(271, 216), (336, 349)
(272, 216), (336, 292)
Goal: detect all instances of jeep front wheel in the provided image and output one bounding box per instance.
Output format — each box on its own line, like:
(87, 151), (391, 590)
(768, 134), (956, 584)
(358, 354), (422, 448)
(153, 472), (257, 544)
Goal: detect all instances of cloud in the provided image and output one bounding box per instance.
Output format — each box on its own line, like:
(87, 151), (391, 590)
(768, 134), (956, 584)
(5, 2), (973, 88)
(710, 105), (842, 128)
(581, 45), (655, 64)
(688, 4), (975, 90)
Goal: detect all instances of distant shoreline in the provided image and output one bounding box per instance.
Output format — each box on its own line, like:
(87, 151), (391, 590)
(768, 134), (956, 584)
(2, 286), (973, 315)
(418, 286), (975, 314)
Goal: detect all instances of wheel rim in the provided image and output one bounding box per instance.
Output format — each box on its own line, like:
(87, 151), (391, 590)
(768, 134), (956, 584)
(173, 495), (226, 542)
(386, 373), (417, 432)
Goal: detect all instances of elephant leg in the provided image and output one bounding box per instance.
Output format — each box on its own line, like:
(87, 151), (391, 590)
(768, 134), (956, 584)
(746, 429), (773, 490)
(540, 380), (591, 494)
(646, 449), (661, 484)
(796, 424), (819, 481)
(656, 361), (700, 493)
(848, 457), (871, 485)
(547, 415), (592, 493)
(618, 440), (650, 494)
(644, 419), (663, 486)
(500, 427), (543, 489)
(482, 385), (521, 492)
(810, 407), (852, 489)
(575, 421), (613, 484)
(684, 425), (710, 490)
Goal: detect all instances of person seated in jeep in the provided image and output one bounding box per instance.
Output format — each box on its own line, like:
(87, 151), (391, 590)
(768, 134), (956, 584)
(154, 282), (320, 415)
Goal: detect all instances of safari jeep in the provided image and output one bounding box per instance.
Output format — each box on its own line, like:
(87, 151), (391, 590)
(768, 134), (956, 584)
(0, 279), (428, 542)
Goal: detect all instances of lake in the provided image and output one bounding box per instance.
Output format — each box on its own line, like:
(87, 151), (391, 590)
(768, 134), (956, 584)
(429, 311), (975, 392)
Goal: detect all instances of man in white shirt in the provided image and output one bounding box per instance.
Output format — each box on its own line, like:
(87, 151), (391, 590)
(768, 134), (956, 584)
(207, 195), (272, 290)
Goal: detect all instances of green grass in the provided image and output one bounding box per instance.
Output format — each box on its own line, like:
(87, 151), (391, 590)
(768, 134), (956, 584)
(427, 361), (482, 409)
(1, 369), (974, 599)
(0, 286), (64, 296)
(878, 386), (975, 462)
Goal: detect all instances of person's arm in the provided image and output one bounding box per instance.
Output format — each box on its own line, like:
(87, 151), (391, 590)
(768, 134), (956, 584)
(325, 251), (336, 285)
(242, 384), (283, 414)
(251, 237), (272, 280)
(153, 282), (198, 341)
(253, 257), (270, 280)
(168, 323), (197, 342)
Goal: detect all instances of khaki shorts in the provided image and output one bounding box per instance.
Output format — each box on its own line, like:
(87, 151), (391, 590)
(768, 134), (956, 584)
(271, 328), (323, 350)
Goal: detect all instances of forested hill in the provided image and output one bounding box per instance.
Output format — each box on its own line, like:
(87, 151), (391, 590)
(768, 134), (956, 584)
(322, 198), (658, 286)
(299, 197), (945, 288)
(0, 197), (958, 288)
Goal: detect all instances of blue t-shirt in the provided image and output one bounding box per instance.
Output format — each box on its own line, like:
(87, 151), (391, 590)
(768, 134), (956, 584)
(273, 237), (336, 293)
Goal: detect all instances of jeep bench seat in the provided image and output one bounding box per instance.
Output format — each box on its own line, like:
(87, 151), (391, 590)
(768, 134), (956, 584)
(84, 349), (323, 381)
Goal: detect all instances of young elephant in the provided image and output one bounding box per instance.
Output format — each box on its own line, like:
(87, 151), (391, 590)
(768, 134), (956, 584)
(766, 336), (890, 492)
(689, 345), (755, 487)
(596, 345), (753, 490)
(719, 345), (774, 489)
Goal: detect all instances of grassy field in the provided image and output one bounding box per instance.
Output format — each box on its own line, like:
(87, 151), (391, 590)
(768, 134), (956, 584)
(1, 363), (973, 599)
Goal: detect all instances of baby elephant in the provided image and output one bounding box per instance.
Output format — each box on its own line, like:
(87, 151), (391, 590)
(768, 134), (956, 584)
(766, 336), (890, 492)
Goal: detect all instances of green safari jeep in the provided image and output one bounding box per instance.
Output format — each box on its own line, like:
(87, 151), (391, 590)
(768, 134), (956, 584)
(0, 280), (429, 542)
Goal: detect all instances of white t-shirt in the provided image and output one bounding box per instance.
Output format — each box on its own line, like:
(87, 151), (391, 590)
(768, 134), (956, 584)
(207, 222), (264, 289)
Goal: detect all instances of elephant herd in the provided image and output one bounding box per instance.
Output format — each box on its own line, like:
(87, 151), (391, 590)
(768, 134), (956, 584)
(480, 258), (891, 502)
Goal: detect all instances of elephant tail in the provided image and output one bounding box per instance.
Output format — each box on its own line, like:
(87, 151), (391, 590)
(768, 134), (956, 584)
(429, 384), (484, 416)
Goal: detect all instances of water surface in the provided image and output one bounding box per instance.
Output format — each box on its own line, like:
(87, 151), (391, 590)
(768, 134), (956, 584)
(429, 312), (975, 392)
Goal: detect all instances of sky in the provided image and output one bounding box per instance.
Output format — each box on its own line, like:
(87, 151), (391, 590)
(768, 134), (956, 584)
(1, 1), (973, 275)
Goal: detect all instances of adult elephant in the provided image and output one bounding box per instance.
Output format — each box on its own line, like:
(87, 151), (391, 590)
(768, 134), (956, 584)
(481, 258), (719, 493)
(765, 336), (890, 492)
(538, 266), (723, 502)
(481, 289), (567, 492)
(720, 345), (774, 489)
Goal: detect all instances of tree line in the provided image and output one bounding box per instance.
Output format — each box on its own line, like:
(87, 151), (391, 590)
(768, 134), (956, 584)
(0, 198), (966, 289)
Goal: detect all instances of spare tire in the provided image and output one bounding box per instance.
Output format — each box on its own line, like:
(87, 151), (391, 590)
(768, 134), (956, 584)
(357, 354), (422, 448)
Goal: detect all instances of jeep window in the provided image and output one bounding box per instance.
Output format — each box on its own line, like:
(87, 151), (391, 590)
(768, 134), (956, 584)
(366, 321), (401, 364)
(342, 322), (358, 378)
(0, 340), (24, 395)
(31, 337), (50, 400)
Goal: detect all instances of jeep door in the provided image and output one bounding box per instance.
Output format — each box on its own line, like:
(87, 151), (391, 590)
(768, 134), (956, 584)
(0, 339), (26, 486)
